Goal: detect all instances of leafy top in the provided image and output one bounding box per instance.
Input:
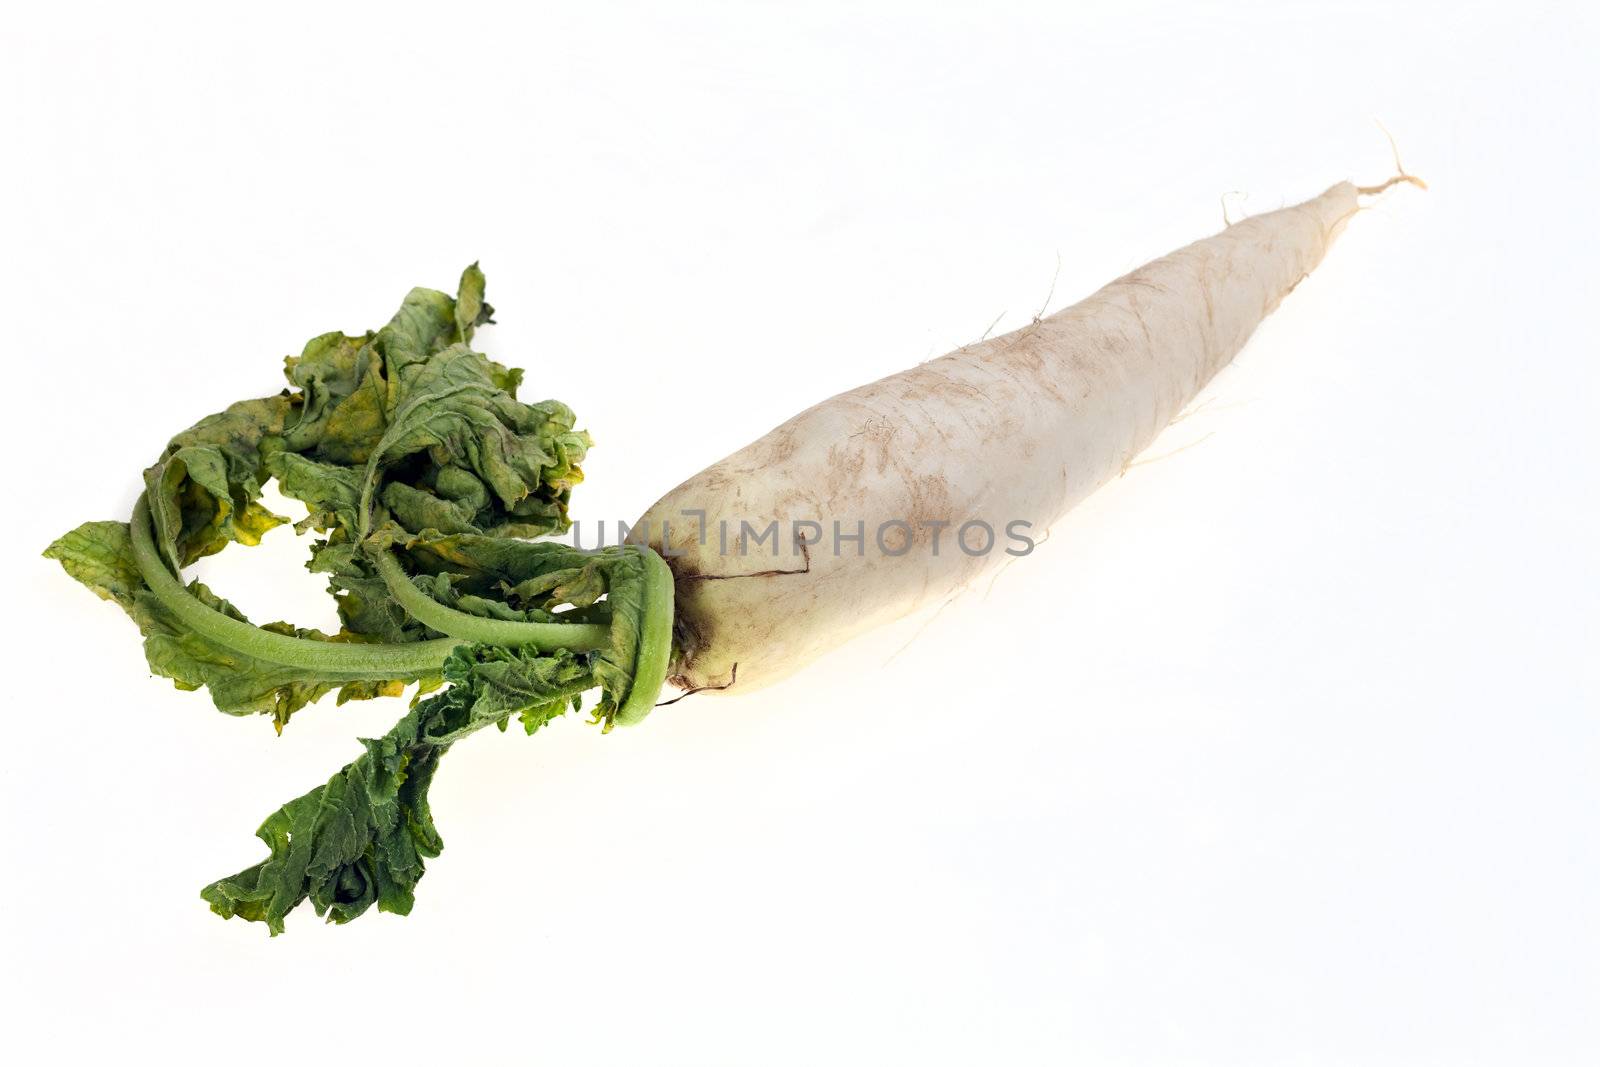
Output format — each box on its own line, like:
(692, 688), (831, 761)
(45, 267), (676, 932)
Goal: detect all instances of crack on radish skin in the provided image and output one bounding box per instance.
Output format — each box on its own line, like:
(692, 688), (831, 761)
(680, 565), (808, 580)
(657, 663), (738, 705)
(676, 537), (812, 581)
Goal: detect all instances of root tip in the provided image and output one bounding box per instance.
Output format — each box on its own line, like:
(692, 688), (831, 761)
(1355, 172), (1428, 197)
(1357, 121), (1427, 197)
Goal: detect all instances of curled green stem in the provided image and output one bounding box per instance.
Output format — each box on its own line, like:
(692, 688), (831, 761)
(131, 494), (460, 676)
(373, 545), (674, 724)
(130, 493), (677, 721)
(371, 550), (611, 651)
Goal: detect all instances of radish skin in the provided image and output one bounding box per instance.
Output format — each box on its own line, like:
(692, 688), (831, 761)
(640, 181), (1385, 694)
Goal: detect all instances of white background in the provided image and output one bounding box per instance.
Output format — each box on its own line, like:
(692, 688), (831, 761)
(3, 2), (1595, 1063)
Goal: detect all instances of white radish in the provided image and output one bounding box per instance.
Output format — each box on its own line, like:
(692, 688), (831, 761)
(639, 176), (1419, 694)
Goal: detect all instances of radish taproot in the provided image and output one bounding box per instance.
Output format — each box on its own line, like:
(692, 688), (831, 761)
(643, 177), (1419, 694)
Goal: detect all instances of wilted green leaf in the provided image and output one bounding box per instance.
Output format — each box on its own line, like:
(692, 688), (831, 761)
(202, 644), (592, 933)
